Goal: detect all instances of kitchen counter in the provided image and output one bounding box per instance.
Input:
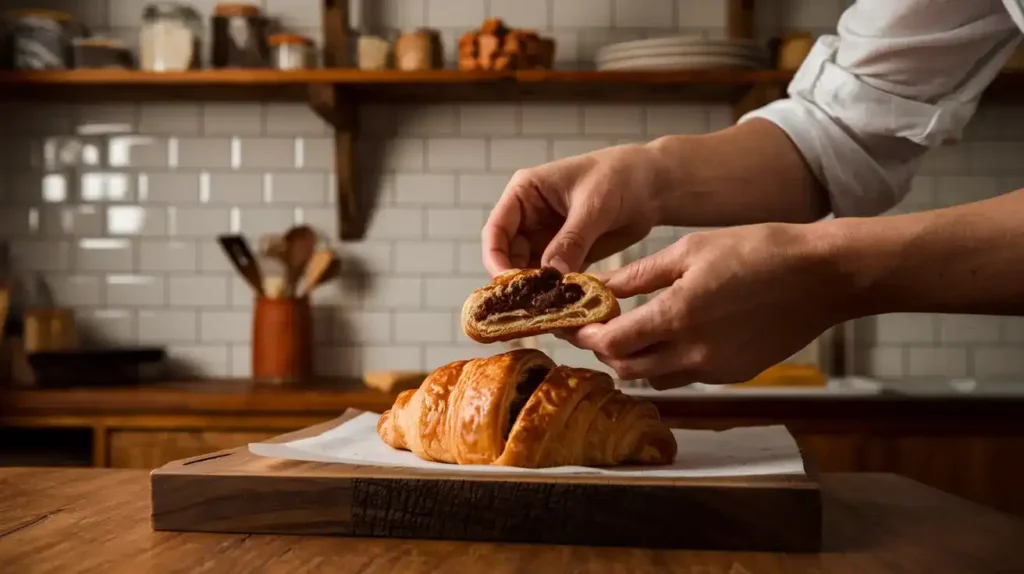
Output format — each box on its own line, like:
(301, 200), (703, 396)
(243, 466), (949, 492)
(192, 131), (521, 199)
(4, 378), (1024, 519)
(1, 467), (1021, 573)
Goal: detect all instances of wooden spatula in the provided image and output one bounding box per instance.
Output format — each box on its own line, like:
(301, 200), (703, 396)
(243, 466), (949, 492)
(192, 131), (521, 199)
(284, 225), (317, 295)
(296, 249), (335, 297)
(217, 235), (264, 296)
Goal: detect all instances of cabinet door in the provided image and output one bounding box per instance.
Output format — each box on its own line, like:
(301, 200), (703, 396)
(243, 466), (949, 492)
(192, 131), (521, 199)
(108, 430), (279, 469)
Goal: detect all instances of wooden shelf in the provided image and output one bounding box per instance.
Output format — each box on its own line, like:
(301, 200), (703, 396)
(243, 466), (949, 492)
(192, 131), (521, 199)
(0, 68), (794, 103)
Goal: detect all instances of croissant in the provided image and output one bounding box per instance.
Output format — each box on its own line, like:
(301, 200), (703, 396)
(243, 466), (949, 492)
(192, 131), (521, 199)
(462, 267), (620, 344)
(377, 349), (677, 468)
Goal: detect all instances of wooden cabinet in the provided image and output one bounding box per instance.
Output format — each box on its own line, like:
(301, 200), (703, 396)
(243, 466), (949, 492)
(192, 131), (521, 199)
(107, 430), (280, 469)
(4, 382), (1024, 519)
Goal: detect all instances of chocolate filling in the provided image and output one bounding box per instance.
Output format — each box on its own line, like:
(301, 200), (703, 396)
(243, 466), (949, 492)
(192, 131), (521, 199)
(505, 365), (550, 439)
(474, 267), (585, 321)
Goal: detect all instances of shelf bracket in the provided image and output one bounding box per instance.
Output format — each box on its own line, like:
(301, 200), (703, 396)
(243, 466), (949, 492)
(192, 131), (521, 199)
(312, 0), (365, 240)
(308, 84), (362, 240)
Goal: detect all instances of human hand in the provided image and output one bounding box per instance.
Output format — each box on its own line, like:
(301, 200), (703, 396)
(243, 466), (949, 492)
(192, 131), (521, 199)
(481, 143), (663, 277)
(563, 223), (847, 389)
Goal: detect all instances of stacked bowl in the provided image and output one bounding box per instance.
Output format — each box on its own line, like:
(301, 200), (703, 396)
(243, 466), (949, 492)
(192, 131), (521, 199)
(595, 36), (767, 71)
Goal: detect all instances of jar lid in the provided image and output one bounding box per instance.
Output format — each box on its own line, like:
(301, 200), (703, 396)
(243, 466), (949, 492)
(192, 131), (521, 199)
(214, 3), (262, 17)
(268, 33), (312, 46)
(6, 9), (73, 22)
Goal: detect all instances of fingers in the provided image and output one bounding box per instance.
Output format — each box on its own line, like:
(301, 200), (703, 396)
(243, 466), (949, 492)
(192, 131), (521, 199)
(596, 340), (705, 387)
(571, 288), (682, 358)
(510, 235), (531, 269)
(481, 183), (526, 277)
(602, 244), (683, 298)
(540, 205), (599, 273)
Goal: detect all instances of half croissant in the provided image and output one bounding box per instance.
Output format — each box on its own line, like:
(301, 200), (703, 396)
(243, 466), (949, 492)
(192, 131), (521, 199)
(462, 267), (620, 343)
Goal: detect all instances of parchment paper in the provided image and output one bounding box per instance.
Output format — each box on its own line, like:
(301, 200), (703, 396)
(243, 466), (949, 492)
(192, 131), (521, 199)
(249, 413), (806, 478)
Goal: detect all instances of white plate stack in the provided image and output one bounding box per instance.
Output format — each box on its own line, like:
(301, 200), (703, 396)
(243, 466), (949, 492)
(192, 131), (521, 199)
(595, 36), (768, 71)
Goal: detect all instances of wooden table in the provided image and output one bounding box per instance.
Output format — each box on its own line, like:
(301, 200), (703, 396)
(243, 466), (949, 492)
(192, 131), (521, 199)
(1, 468), (1022, 573)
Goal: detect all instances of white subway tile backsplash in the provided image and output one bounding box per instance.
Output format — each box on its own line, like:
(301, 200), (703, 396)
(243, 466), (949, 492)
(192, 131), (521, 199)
(459, 105), (520, 136)
(144, 173), (200, 203)
(938, 314), (1001, 343)
(265, 173), (328, 204)
(457, 173), (509, 205)
(973, 347), (1024, 378)
(395, 173), (456, 205)
(676, 0), (726, 28)
(490, 138), (551, 170)
(553, 138), (615, 160)
(489, 0), (550, 28)
(426, 277), (488, 308)
(646, 105), (710, 137)
(457, 242), (487, 274)
(175, 138), (234, 169)
(426, 0), (486, 27)
(169, 276), (229, 307)
(363, 277), (423, 309)
(427, 208), (485, 239)
(3, 3), (1022, 383)
(368, 208), (425, 239)
(79, 309), (136, 346)
(907, 347), (967, 378)
(200, 311), (251, 342)
(207, 172), (265, 204)
(396, 105), (458, 136)
(338, 310), (393, 344)
(105, 275), (165, 307)
(241, 139), (297, 169)
(522, 104), (582, 135)
(395, 241), (456, 274)
(616, 0), (675, 28)
(170, 207), (231, 237)
(382, 139), (426, 171)
(426, 345), (493, 368)
(42, 274), (103, 307)
(140, 104), (201, 135)
(584, 105), (645, 136)
(395, 312), (454, 343)
(428, 139), (488, 171)
(203, 103), (264, 136)
(138, 310), (198, 343)
(554, 0), (612, 27)
(362, 345), (424, 372)
(139, 240), (197, 272)
(231, 345), (252, 377)
(74, 238), (134, 271)
(167, 345), (230, 377)
(301, 137), (334, 169)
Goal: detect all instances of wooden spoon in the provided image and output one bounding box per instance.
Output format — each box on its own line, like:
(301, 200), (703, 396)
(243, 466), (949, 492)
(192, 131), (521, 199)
(283, 225), (317, 295)
(296, 249), (336, 297)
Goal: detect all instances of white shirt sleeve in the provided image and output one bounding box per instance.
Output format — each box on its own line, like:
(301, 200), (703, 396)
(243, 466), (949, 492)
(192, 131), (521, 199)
(740, 0), (1022, 217)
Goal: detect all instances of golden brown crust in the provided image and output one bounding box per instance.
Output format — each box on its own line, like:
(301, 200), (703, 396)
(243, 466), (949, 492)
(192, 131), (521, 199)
(377, 349), (676, 469)
(461, 268), (621, 344)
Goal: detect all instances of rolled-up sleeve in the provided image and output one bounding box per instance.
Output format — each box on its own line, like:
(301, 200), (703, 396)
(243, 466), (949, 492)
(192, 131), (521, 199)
(741, 0), (1021, 217)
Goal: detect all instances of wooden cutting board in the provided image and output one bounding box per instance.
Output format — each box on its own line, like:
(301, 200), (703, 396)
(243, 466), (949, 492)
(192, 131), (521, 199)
(150, 410), (822, 552)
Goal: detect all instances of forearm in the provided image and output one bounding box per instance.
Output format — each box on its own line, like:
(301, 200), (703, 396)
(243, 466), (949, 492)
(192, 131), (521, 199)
(644, 118), (830, 227)
(820, 189), (1024, 318)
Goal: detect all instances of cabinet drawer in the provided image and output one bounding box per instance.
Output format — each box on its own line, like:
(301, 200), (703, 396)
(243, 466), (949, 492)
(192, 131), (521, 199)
(108, 430), (279, 469)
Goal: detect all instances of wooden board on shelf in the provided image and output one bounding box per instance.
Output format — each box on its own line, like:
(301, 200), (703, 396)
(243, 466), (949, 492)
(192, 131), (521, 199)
(150, 410), (823, 552)
(0, 68), (793, 103)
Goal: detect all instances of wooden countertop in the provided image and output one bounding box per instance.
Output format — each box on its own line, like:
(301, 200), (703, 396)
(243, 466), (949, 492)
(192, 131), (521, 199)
(4, 378), (1024, 429)
(1, 468), (1022, 573)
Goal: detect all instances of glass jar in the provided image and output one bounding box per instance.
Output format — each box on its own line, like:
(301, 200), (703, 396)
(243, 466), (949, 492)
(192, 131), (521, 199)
(211, 3), (269, 68)
(5, 9), (78, 70)
(139, 2), (201, 72)
(268, 34), (314, 70)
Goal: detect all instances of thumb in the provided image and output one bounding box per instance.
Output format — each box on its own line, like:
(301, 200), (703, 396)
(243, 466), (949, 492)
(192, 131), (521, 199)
(604, 245), (682, 298)
(541, 211), (599, 274)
